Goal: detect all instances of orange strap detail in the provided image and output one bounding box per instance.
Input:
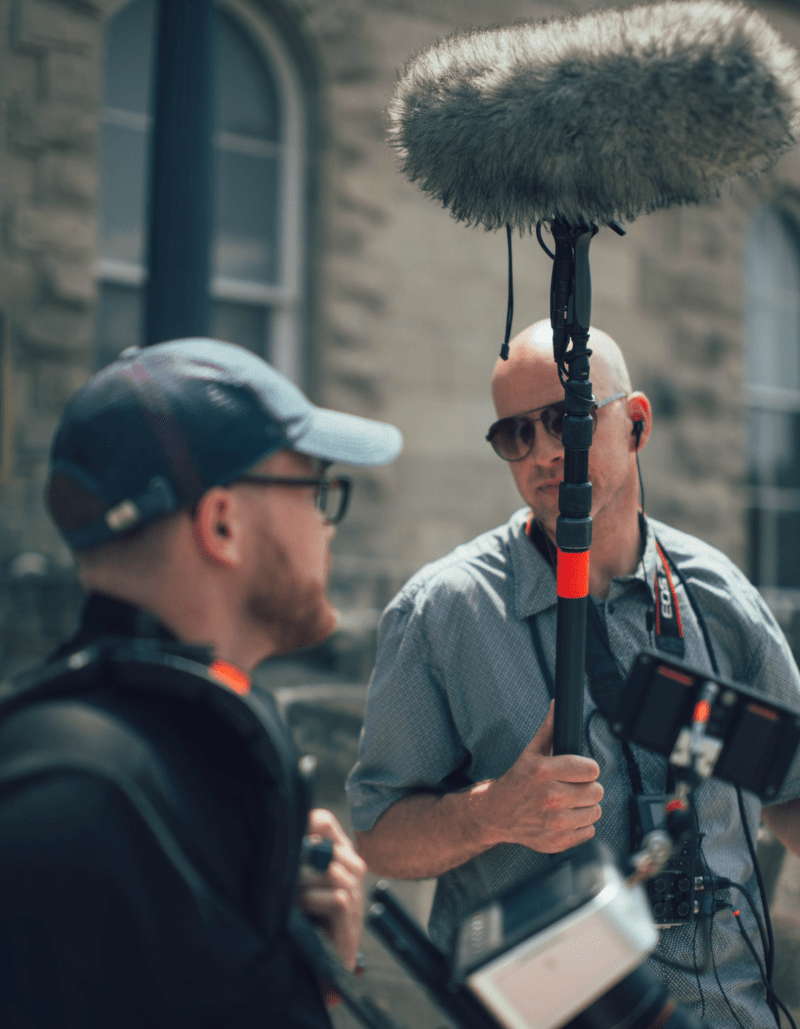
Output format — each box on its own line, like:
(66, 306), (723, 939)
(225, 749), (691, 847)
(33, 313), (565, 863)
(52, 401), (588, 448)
(209, 659), (251, 695)
(556, 549), (590, 599)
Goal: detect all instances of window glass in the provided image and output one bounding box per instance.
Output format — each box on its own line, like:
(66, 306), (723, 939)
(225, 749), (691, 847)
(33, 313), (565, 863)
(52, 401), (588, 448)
(213, 151), (280, 282)
(211, 299), (270, 354)
(103, 0), (155, 114)
(214, 9), (280, 140)
(747, 411), (800, 489)
(98, 0), (292, 366)
(776, 511), (800, 587)
(744, 205), (800, 391)
(95, 283), (142, 370)
(98, 122), (149, 264)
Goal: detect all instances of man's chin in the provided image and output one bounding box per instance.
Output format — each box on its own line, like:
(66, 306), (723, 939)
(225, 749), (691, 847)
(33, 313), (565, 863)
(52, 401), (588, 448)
(528, 501), (557, 538)
(272, 599), (338, 657)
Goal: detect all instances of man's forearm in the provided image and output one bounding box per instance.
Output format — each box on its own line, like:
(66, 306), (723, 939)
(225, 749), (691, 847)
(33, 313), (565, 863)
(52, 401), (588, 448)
(355, 785), (495, 879)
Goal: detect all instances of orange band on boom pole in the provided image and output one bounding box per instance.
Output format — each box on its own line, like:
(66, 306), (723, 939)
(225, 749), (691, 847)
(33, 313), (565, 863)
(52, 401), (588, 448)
(557, 549), (590, 599)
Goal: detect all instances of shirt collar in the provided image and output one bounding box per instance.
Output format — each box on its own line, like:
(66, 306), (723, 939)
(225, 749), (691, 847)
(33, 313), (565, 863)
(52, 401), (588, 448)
(509, 509), (657, 620)
(49, 592), (214, 665)
(508, 510), (557, 620)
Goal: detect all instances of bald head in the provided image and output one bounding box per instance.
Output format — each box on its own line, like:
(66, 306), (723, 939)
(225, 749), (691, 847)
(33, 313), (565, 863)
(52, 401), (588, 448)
(492, 319), (631, 408)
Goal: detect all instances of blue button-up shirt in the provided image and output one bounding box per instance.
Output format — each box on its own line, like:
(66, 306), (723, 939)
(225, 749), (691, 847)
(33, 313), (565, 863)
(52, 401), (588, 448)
(347, 509), (800, 1028)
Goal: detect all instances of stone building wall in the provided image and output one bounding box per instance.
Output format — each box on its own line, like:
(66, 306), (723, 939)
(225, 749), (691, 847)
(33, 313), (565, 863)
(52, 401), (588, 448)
(0, 0), (100, 565)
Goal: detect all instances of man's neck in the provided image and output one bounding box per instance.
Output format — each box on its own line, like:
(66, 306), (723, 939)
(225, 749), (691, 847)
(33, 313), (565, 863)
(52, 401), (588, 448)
(79, 571), (272, 673)
(587, 508), (644, 599)
(532, 507), (643, 601)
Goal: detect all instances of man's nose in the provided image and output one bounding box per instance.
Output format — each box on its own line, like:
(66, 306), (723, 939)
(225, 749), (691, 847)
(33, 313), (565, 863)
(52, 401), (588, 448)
(530, 424), (564, 465)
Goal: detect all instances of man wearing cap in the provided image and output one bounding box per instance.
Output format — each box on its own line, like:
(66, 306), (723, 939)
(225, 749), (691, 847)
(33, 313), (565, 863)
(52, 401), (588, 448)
(347, 321), (800, 1029)
(0, 339), (402, 1029)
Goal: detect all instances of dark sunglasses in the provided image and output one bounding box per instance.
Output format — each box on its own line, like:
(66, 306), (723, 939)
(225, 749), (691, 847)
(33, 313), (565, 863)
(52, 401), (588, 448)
(486, 392), (628, 462)
(233, 475), (352, 525)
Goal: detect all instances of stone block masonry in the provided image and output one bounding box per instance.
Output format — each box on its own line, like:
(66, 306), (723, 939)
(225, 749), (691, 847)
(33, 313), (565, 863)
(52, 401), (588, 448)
(1, 0), (102, 565)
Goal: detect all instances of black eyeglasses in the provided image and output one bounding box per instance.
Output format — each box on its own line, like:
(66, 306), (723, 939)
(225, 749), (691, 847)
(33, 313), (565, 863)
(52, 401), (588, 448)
(233, 475), (352, 525)
(486, 392), (628, 462)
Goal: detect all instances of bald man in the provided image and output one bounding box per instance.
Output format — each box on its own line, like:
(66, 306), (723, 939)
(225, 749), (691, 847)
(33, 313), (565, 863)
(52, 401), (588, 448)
(347, 321), (800, 1029)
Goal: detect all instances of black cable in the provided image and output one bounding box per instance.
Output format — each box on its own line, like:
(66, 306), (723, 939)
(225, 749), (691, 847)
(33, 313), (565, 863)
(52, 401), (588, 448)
(663, 551), (779, 1010)
(714, 876), (771, 986)
(697, 839), (747, 1029)
(692, 914), (707, 1022)
(500, 223), (514, 360)
(536, 220), (556, 260)
(557, 353), (596, 410)
(733, 908), (769, 997)
(736, 786), (776, 987)
(636, 444), (646, 513)
(716, 872), (782, 1026)
(733, 911), (796, 1029)
(651, 951), (708, 975)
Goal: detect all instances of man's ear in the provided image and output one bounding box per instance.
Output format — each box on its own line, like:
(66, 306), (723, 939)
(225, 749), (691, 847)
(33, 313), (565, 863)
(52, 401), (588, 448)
(628, 392), (652, 451)
(192, 488), (243, 567)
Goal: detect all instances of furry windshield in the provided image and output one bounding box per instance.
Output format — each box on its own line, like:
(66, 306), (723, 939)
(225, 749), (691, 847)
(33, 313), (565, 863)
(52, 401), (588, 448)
(387, 0), (800, 230)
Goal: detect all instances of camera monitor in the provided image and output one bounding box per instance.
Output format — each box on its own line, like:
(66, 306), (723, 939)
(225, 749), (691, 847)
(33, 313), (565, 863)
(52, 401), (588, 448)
(611, 650), (800, 800)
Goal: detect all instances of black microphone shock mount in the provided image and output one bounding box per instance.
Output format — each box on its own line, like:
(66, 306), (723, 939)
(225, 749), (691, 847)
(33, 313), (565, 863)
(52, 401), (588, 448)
(536, 217), (626, 756)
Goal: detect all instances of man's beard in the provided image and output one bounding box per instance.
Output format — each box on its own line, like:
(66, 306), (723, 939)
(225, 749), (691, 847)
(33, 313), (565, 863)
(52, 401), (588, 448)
(246, 527), (337, 658)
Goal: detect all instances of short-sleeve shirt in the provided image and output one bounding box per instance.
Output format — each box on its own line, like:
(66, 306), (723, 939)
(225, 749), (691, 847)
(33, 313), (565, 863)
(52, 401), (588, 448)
(347, 509), (800, 1029)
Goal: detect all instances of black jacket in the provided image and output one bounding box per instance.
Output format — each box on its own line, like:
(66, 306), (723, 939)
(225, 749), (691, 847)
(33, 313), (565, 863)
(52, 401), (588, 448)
(0, 593), (331, 1029)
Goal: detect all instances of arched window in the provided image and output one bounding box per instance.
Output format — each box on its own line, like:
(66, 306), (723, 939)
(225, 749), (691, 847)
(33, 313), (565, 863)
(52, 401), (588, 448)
(96, 0), (306, 380)
(744, 204), (800, 588)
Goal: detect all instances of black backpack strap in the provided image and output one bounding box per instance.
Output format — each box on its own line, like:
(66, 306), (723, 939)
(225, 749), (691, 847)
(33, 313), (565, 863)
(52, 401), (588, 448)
(0, 641), (308, 944)
(110, 645), (307, 940)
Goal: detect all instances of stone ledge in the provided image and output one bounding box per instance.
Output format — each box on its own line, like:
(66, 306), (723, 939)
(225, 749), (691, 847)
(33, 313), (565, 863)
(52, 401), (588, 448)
(8, 97), (96, 151)
(12, 203), (95, 254)
(13, 0), (101, 54)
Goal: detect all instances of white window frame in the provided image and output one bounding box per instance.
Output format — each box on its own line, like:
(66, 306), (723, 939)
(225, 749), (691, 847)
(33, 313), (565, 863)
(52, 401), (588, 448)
(96, 0), (307, 382)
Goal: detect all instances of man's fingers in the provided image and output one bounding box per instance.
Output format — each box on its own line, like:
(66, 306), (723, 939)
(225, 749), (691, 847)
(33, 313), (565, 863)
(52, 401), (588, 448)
(298, 884), (363, 971)
(298, 854), (361, 894)
(299, 886), (352, 918)
(307, 808), (351, 847)
(333, 841), (367, 878)
(521, 705), (601, 783)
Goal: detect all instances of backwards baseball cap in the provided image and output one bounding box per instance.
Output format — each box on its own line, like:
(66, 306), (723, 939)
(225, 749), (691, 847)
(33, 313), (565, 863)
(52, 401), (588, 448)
(47, 338), (403, 550)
